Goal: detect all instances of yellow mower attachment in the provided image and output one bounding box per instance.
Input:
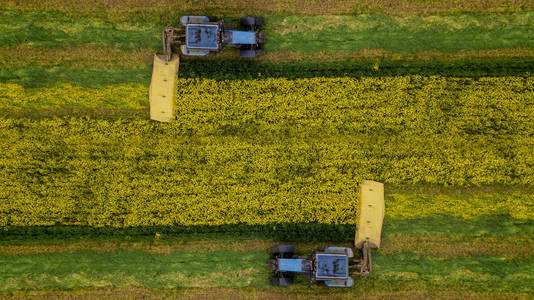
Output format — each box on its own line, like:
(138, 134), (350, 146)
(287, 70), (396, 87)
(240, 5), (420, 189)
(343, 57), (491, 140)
(149, 54), (179, 122)
(354, 180), (385, 275)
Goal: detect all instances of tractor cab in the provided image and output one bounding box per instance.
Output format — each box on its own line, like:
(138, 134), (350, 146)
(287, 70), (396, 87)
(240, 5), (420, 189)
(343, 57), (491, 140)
(315, 251), (354, 287)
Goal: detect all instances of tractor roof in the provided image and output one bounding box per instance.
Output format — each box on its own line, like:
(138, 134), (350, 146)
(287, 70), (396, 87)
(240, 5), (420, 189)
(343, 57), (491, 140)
(186, 24), (219, 50)
(315, 254), (349, 279)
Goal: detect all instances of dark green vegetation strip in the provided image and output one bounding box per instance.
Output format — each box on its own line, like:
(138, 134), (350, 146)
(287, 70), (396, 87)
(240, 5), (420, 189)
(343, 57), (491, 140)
(0, 67), (152, 88)
(178, 58), (534, 79)
(2, 216), (532, 243)
(0, 249), (532, 292)
(2, 10), (533, 54)
(3, 58), (534, 88)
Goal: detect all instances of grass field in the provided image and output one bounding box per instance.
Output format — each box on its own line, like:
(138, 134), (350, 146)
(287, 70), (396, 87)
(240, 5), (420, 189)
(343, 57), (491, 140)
(1, 0), (533, 298)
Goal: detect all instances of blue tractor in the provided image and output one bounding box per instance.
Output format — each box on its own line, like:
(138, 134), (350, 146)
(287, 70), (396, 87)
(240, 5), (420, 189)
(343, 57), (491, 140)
(269, 245), (356, 287)
(162, 16), (265, 60)
(267, 181), (386, 288)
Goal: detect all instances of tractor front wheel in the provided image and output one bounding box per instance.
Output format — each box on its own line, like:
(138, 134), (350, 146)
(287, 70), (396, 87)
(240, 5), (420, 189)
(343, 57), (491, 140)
(269, 245), (295, 257)
(268, 259), (278, 271)
(240, 16), (264, 27)
(239, 48), (264, 58)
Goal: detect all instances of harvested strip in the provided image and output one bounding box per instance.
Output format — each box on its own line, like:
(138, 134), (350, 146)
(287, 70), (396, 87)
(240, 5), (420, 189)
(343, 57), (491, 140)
(3, 288), (533, 300)
(2, 11), (533, 54)
(267, 13), (534, 53)
(0, 250), (531, 292)
(3, 45), (534, 70)
(371, 254), (534, 293)
(0, 249), (270, 290)
(0, 240), (273, 256)
(0, 10), (160, 49)
(2, 0), (532, 17)
(262, 48), (534, 62)
(1, 45), (154, 69)
(379, 233), (534, 259)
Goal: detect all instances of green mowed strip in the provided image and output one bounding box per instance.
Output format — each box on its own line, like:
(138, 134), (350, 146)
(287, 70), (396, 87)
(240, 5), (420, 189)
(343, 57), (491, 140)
(0, 10), (160, 50)
(0, 248), (532, 292)
(268, 14), (534, 53)
(0, 249), (269, 290)
(1, 10), (533, 53)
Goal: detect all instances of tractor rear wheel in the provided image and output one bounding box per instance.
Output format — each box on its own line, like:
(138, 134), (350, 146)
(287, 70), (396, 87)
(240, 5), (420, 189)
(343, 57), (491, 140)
(270, 277), (294, 286)
(239, 48), (264, 58)
(269, 245), (295, 257)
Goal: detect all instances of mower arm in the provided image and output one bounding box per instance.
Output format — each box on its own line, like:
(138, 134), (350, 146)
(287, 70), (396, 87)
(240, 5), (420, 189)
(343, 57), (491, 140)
(162, 27), (185, 62)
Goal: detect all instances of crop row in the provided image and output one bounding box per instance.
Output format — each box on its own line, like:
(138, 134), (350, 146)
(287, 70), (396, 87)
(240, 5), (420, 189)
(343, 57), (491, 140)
(3, 77), (533, 136)
(0, 116), (532, 227)
(3, 0), (532, 19)
(3, 58), (534, 89)
(3, 215), (531, 242)
(175, 76), (534, 137)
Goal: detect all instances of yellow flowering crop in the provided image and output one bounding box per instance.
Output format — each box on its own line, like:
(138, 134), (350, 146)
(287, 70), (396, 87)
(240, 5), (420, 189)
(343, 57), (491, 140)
(0, 76), (532, 227)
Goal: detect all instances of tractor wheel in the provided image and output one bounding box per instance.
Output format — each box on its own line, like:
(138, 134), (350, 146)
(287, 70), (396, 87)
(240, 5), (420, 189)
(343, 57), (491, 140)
(268, 259), (278, 271)
(239, 48), (264, 58)
(240, 16), (264, 27)
(254, 17), (265, 26)
(269, 245), (295, 256)
(315, 246), (326, 252)
(256, 32), (266, 43)
(270, 277), (294, 286)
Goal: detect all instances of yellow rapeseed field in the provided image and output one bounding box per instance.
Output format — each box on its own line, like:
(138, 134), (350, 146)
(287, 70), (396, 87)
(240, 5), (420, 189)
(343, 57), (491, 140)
(0, 76), (532, 226)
